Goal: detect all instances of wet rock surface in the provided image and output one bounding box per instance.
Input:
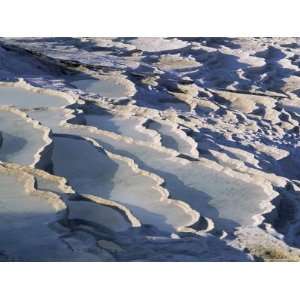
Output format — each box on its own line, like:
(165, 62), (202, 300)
(1, 37), (300, 261)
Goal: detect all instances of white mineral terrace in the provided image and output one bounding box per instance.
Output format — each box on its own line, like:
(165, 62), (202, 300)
(84, 113), (159, 143)
(58, 124), (272, 233)
(0, 85), (68, 108)
(0, 166), (101, 261)
(0, 107), (50, 166)
(1, 37), (300, 261)
(71, 76), (135, 99)
(51, 135), (196, 232)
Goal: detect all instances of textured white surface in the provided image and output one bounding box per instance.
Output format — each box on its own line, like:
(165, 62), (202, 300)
(1, 37), (300, 261)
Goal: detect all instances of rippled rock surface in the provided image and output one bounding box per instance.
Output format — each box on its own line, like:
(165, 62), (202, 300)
(1, 37), (300, 261)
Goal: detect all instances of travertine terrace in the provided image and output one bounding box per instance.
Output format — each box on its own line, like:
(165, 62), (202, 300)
(1, 37), (300, 261)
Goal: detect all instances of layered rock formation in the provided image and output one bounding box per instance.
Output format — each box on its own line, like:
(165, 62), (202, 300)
(0, 37), (300, 261)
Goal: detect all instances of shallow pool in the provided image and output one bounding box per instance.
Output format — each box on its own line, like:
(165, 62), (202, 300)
(0, 86), (68, 109)
(72, 78), (130, 98)
(0, 110), (47, 165)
